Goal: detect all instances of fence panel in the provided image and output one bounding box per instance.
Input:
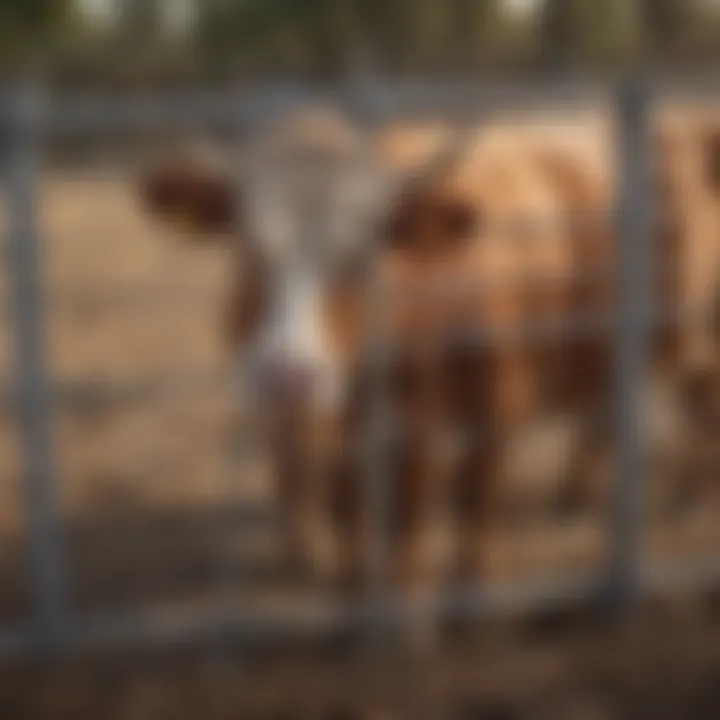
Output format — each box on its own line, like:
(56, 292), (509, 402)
(0, 79), (719, 656)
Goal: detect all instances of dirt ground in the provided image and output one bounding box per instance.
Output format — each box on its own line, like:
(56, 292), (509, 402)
(5, 600), (720, 718)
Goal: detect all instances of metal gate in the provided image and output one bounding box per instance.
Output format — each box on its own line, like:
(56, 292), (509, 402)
(1, 77), (718, 657)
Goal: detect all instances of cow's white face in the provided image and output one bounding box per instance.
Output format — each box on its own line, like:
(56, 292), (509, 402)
(237, 112), (386, 413)
(138, 111), (461, 415)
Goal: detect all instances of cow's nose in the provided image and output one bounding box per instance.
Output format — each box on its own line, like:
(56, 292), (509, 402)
(256, 355), (316, 406)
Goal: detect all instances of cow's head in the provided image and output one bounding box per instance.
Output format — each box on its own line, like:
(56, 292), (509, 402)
(379, 129), (577, 320)
(374, 126), (609, 423)
(139, 107), (387, 415)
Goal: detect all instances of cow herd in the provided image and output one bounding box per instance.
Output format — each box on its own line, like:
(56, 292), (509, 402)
(137, 102), (720, 602)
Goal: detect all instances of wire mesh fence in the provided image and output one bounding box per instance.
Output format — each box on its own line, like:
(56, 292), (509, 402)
(1, 76), (720, 657)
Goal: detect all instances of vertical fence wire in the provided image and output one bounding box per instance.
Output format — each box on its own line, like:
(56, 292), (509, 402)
(350, 74), (396, 635)
(215, 119), (256, 632)
(4, 87), (69, 652)
(361, 270), (394, 633)
(609, 80), (653, 610)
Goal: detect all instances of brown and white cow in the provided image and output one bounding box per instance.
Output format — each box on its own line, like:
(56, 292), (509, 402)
(137, 105), (720, 596)
(139, 107), (392, 583)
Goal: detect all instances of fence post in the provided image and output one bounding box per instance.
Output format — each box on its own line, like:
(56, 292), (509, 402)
(5, 86), (69, 652)
(609, 79), (653, 612)
(347, 68), (394, 635)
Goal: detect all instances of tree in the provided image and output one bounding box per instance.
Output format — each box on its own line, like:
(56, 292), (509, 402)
(0, 0), (77, 67)
(539, 0), (579, 71)
(539, 0), (641, 73)
(641, 0), (692, 61)
(192, 0), (518, 77)
(118, 0), (164, 46)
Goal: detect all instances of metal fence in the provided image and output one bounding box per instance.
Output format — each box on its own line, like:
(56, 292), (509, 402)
(1, 77), (720, 658)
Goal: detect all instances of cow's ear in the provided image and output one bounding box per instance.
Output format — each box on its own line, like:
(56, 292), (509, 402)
(703, 126), (720, 196)
(138, 149), (240, 239)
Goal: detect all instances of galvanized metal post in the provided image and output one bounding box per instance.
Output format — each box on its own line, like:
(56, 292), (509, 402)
(350, 70), (394, 633)
(5, 86), (69, 652)
(609, 79), (653, 611)
(361, 271), (393, 623)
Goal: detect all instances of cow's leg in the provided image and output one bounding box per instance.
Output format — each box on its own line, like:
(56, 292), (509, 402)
(384, 422), (453, 649)
(450, 341), (533, 584)
(300, 464), (342, 583)
(554, 412), (609, 520)
(331, 448), (365, 594)
(275, 438), (312, 576)
(666, 398), (720, 518)
(394, 352), (458, 606)
(454, 427), (504, 585)
(329, 371), (389, 596)
(393, 426), (451, 598)
(673, 292), (720, 514)
(275, 426), (340, 583)
(329, 421), (449, 599)
(551, 336), (612, 520)
(333, 361), (453, 647)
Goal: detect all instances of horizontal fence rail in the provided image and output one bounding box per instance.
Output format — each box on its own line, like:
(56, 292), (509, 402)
(1, 81), (609, 136)
(2, 556), (720, 658)
(1, 77), (720, 658)
(0, 303), (708, 416)
(3, 74), (720, 138)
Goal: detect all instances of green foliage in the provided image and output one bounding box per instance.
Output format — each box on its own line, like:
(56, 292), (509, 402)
(191, 0), (514, 76)
(0, 0), (76, 65)
(642, 0), (693, 56)
(117, 0), (164, 46)
(0, 0), (718, 82)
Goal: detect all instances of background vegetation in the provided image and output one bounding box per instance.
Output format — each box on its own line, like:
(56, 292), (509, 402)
(4, 0), (720, 86)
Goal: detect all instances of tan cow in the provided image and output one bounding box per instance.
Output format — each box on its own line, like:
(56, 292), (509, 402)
(371, 107), (720, 580)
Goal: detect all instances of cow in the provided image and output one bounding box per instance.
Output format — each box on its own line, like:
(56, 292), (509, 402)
(139, 107), (391, 585)
(371, 108), (720, 578)
(137, 104), (720, 599)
